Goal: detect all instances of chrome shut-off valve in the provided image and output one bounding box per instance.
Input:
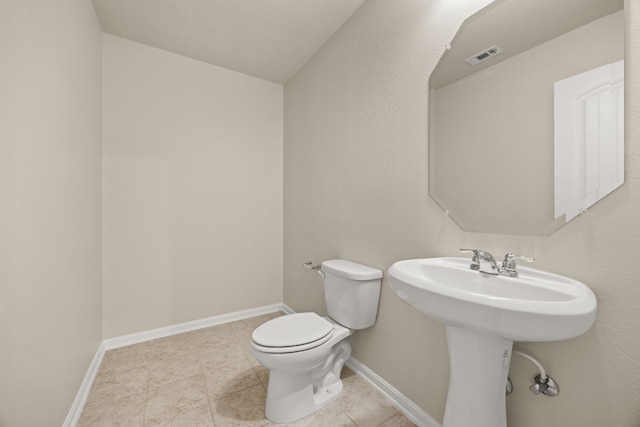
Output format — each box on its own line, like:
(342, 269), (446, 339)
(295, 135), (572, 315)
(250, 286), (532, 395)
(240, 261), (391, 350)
(529, 374), (559, 397)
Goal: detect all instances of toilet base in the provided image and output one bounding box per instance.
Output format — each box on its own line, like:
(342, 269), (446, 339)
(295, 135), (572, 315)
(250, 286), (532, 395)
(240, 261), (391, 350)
(265, 371), (345, 423)
(264, 340), (351, 423)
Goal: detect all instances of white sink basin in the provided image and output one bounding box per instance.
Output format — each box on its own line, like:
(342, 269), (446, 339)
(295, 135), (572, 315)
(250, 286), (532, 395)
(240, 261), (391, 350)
(389, 257), (597, 427)
(388, 257), (597, 342)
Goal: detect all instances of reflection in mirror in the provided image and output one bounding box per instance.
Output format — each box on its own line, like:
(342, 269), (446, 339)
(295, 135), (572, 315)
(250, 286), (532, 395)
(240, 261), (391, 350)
(429, 0), (624, 235)
(554, 60), (624, 223)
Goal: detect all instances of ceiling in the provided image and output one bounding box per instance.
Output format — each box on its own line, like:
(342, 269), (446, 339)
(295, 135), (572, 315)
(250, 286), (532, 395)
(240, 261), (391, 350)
(430, 0), (624, 89)
(92, 0), (368, 84)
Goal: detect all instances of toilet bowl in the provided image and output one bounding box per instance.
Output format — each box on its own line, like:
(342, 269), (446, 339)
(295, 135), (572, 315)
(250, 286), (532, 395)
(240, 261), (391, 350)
(250, 259), (383, 424)
(252, 313), (352, 423)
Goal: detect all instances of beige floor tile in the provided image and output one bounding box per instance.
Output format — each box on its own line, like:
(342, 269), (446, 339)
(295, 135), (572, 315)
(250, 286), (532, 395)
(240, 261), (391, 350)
(242, 343), (262, 368)
(283, 399), (357, 427)
(202, 357), (262, 399)
(146, 404), (214, 427)
(254, 365), (269, 388)
(295, 412), (356, 427)
(89, 364), (149, 403)
(197, 324), (235, 343)
(211, 384), (270, 427)
(148, 351), (202, 389)
(80, 313), (416, 427)
(340, 366), (358, 388)
(243, 343), (263, 368)
(199, 340), (251, 368)
(149, 332), (203, 361)
(378, 413), (418, 427)
(101, 342), (152, 373)
(78, 391), (146, 427)
(340, 380), (400, 427)
(145, 375), (209, 426)
(237, 326), (257, 346)
(203, 320), (251, 342)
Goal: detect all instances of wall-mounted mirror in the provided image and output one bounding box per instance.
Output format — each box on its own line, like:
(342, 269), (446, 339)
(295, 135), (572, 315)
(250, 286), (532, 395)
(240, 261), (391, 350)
(429, 0), (624, 235)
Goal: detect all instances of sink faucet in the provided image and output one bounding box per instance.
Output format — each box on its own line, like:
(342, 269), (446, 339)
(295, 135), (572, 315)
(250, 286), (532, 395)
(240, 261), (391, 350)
(460, 249), (500, 275)
(460, 249), (534, 277)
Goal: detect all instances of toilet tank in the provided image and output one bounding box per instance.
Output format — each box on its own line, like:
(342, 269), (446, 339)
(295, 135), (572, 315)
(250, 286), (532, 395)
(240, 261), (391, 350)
(321, 259), (383, 330)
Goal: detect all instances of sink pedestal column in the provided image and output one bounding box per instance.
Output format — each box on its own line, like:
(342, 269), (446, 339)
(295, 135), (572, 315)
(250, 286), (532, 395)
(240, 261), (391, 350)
(442, 326), (513, 427)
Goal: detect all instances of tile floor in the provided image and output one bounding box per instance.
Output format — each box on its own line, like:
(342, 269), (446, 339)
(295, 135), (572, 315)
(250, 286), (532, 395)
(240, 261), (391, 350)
(78, 312), (417, 427)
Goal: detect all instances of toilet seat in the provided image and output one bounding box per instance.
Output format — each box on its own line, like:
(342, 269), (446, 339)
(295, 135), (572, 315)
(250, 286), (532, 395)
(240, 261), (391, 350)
(252, 313), (334, 354)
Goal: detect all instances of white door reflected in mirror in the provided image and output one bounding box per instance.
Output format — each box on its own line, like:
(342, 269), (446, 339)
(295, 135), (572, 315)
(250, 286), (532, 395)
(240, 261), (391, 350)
(554, 60), (624, 222)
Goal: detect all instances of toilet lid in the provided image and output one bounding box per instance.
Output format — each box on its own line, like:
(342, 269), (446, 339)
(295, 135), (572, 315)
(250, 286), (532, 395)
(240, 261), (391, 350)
(252, 312), (333, 348)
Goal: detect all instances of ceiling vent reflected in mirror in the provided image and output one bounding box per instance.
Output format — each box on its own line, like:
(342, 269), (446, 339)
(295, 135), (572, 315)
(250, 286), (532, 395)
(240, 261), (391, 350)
(465, 46), (503, 66)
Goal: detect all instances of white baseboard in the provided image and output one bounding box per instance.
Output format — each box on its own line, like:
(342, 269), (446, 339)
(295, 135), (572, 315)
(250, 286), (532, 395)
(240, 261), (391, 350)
(268, 305), (439, 426)
(103, 303), (288, 350)
(64, 303), (287, 426)
(62, 341), (105, 427)
(346, 356), (441, 427)
(65, 303), (439, 427)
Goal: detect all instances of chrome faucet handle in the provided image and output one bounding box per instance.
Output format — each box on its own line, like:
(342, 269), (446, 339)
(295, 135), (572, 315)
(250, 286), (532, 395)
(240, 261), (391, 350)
(459, 249), (499, 275)
(501, 253), (535, 277)
(502, 253), (535, 268)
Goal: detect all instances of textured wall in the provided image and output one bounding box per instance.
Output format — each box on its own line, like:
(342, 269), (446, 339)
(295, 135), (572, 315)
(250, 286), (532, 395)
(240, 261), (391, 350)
(0, 1), (103, 425)
(103, 35), (283, 338)
(284, 0), (640, 425)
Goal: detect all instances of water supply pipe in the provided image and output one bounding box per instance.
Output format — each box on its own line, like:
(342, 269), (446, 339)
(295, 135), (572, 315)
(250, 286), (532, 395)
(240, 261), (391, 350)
(512, 348), (559, 397)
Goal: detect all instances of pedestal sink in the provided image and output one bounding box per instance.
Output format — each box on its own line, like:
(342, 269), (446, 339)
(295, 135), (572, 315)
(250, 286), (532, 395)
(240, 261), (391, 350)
(388, 257), (597, 427)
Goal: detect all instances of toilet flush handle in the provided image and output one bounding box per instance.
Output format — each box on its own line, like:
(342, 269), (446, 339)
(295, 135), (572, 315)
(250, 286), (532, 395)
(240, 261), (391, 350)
(303, 261), (325, 279)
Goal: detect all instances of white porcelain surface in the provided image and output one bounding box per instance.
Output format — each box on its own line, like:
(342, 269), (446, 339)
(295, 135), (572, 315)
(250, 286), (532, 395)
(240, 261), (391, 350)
(251, 318), (352, 423)
(322, 260), (383, 329)
(388, 257), (597, 341)
(322, 259), (384, 280)
(252, 312), (333, 350)
(252, 259), (383, 423)
(251, 319), (350, 373)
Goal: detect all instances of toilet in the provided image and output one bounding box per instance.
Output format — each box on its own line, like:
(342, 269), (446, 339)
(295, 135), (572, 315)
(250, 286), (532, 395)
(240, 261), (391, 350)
(251, 259), (383, 423)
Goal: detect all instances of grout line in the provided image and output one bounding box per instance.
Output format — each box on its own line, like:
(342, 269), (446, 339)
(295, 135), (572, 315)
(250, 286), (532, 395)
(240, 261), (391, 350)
(196, 339), (217, 424)
(141, 359), (151, 427)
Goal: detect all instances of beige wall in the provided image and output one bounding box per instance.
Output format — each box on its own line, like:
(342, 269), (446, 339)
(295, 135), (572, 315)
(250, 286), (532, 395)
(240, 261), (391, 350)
(0, 1), (103, 426)
(103, 35), (283, 338)
(284, 0), (640, 425)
